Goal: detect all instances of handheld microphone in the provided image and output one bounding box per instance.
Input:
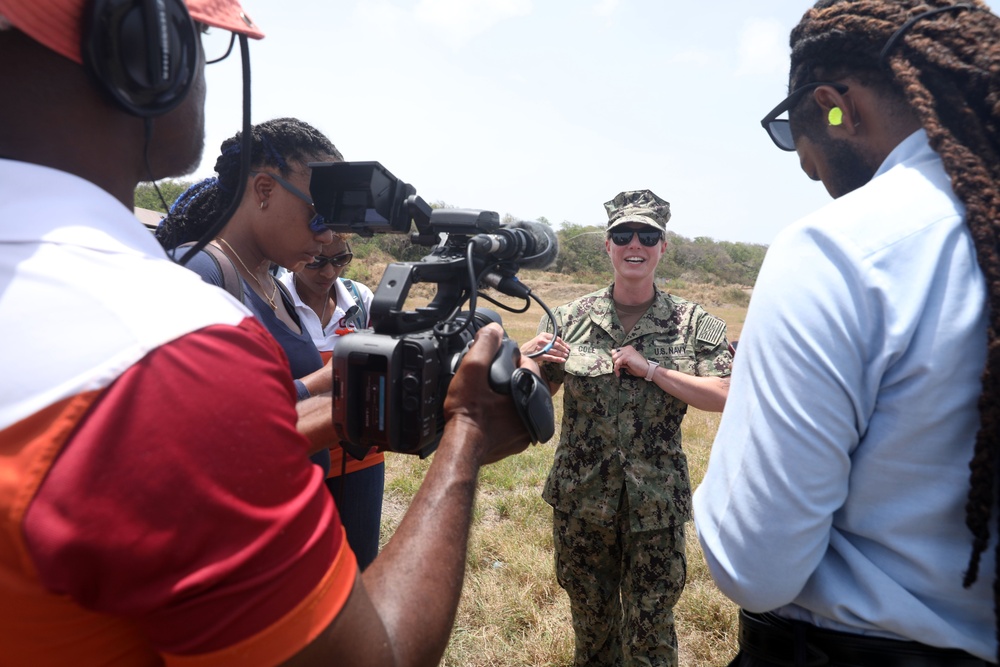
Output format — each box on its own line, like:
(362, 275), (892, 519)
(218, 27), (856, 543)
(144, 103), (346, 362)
(470, 219), (559, 270)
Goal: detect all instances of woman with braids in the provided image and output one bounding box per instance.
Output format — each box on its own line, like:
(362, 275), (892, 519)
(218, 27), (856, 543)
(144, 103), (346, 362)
(694, 1), (1000, 664)
(158, 117), (343, 477)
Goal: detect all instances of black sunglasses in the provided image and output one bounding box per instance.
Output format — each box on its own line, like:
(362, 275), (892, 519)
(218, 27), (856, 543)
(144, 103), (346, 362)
(253, 171), (328, 233)
(305, 252), (353, 270)
(609, 228), (662, 247)
(760, 82), (849, 151)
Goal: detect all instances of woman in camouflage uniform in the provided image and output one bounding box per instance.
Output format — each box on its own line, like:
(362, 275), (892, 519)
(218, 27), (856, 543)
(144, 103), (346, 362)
(522, 189), (733, 667)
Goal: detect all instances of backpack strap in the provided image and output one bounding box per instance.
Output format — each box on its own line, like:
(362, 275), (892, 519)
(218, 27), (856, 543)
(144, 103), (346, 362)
(179, 241), (244, 304)
(340, 278), (369, 328)
(273, 279), (306, 330)
(274, 279), (295, 310)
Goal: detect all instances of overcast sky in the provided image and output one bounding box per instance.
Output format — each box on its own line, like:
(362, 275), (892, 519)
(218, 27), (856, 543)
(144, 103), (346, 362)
(192, 0), (994, 246)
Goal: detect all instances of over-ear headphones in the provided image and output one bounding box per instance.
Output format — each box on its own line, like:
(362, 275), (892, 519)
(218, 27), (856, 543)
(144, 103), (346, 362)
(82, 0), (199, 118)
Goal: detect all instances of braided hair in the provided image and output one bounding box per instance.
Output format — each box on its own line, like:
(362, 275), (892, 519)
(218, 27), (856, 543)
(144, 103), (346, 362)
(789, 0), (1000, 652)
(156, 117), (343, 249)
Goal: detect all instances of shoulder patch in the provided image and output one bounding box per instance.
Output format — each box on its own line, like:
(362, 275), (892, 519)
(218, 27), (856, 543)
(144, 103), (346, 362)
(696, 315), (726, 347)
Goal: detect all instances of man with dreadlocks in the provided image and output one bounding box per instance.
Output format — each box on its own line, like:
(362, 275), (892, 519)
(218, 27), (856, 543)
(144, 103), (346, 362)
(694, 1), (1000, 665)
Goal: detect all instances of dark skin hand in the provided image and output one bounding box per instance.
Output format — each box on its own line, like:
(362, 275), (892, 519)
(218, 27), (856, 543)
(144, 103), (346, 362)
(282, 324), (534, 666)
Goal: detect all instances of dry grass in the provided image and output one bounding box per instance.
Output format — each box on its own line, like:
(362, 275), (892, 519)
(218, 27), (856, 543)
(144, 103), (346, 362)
(379, 275), (749, 666)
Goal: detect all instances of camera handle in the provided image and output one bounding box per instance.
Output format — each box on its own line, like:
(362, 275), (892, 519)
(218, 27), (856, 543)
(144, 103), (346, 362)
(369, 256), (471, 336)
(460, 337), (556, 445)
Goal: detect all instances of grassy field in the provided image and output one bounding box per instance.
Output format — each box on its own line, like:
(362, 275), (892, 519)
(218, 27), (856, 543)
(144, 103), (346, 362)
(376, 272), (750, 666)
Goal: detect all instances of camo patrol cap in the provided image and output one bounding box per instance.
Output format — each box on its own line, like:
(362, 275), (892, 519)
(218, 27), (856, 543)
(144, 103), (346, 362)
(604, 189), (671, 233)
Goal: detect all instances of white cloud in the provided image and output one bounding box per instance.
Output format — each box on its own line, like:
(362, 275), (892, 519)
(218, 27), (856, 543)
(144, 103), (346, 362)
(735, 17), (788, 78)
(414, 0), (533, 45)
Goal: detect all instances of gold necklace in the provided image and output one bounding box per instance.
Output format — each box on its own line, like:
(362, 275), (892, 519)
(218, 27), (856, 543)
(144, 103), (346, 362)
(215, 237), (278, 309)
(320, 292), (339, 334)
(295, 275), (333, 332)
(319, 295), (330, 334)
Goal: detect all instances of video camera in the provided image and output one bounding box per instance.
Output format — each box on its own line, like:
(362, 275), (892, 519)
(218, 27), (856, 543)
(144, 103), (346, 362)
(309, 161), (559, 459)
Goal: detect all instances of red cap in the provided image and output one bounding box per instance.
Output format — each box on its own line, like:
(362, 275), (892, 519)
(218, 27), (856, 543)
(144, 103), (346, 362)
(189, 0), (264, 40)
(0, 0), (264, 65)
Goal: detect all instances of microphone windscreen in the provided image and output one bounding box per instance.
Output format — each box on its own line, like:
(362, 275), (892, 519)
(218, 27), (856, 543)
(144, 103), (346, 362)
(506, 219), (559, 270)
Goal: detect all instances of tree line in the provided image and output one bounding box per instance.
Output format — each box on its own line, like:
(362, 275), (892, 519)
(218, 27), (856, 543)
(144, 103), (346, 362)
(551, 223), (766, 286)
(136, 181), (767, 286)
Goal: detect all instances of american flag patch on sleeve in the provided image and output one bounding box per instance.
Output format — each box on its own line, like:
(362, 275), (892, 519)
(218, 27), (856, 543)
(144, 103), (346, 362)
(696, 315), (726, 346)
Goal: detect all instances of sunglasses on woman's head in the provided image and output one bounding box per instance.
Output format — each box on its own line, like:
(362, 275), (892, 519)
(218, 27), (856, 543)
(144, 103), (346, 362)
(609, 228), (663, 247)
(305, 252), (353, 270)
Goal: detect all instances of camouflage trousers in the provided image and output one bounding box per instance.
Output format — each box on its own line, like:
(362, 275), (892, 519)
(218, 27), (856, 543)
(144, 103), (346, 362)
(552, 497), (686, 667)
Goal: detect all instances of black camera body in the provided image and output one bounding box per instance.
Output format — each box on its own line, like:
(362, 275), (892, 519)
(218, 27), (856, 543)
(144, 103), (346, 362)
(330, 330), (441, 459)
(310, 161), (557, 459)
(331, 311), (501, 459)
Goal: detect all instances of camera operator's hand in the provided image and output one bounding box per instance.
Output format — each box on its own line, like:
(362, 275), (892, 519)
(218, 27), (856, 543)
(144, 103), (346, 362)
(444, 324), (535, 465)
(521, 332), (569, 365)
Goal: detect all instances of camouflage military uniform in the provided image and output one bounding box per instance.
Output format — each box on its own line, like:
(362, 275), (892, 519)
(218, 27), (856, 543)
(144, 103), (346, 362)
(539, 284), (732, 667)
